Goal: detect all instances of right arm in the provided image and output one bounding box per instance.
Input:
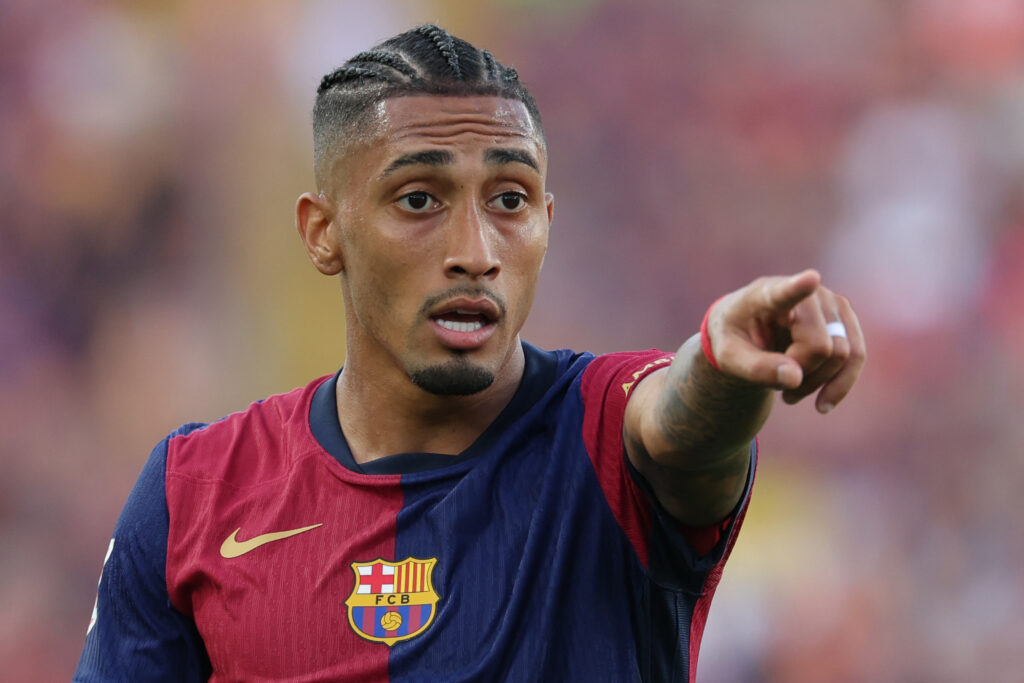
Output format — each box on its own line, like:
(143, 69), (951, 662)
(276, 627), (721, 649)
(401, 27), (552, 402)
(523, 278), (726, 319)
(624, 270), (866, 527)
(74, 430), (211, 683)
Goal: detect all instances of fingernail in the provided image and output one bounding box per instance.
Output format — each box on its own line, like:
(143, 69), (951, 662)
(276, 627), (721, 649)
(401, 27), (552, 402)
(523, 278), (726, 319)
(818, 402), (834, 414)
(777, 364), (800, 388)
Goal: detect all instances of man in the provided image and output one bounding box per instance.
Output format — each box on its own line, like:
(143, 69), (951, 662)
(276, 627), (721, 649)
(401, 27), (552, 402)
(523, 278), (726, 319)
(76, 25), (865, 682)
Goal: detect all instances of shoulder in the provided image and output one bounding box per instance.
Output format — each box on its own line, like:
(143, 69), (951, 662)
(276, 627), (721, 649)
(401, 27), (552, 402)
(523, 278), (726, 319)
(164, 375), (332, 487)
(517, 342), (674, 411)
(579, 348), (675, 401)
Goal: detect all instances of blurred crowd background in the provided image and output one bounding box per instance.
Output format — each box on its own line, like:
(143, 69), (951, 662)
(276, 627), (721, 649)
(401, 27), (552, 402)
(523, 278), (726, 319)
(3, 0), (1024, 680)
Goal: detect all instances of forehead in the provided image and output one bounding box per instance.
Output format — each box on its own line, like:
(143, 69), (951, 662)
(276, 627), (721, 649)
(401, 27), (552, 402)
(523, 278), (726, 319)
(366, 95), (544, 164)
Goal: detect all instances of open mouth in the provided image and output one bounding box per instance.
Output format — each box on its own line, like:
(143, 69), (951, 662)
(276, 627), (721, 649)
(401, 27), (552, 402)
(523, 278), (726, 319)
(433, 311), (491, 333)
(426, 296), (502, 349)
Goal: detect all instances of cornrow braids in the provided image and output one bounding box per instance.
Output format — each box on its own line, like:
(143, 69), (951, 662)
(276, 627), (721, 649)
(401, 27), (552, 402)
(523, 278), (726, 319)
(348, 50), (419, 82)
(480, 50), (498, 81)
(416, 23), (461, 79)
(317, 65), (389, 95)
(312, 24), (544, 190)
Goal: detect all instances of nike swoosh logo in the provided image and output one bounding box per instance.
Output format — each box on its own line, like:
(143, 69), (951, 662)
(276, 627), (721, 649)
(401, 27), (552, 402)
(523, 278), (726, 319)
(220, 523), (323, 559)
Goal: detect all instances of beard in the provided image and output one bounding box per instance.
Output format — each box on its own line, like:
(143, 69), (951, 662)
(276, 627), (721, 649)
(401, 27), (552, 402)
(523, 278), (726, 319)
(409, 356), (495, 396)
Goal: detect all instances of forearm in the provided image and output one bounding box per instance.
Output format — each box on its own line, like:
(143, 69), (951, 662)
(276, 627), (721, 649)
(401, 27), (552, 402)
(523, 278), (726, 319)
(641, 334), (773, 469)
(626, 272), (864, 526)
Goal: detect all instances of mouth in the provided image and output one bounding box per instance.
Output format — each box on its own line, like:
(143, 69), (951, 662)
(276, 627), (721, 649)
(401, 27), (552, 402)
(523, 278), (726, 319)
(427, 297), (501, 350)
(434, 315), (489, 333)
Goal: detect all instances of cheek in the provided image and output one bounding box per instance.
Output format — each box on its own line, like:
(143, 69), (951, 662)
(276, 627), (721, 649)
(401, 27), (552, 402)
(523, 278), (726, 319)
(506, 234), (548, 310)
(521, 224), (549, 270)
(348, 237), (438, 330)
(343, 246), (407, 331)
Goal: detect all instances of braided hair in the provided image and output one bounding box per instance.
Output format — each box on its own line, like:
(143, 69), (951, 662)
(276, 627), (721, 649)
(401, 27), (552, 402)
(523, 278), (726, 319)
(312, 25), (543, 188)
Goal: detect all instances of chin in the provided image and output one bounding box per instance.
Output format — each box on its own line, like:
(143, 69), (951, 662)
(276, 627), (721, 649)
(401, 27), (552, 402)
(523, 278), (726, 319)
(409, 357), (496, 396)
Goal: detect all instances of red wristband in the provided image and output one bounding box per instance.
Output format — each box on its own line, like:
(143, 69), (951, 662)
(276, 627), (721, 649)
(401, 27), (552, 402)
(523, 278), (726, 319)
(700, 296), (725, 371)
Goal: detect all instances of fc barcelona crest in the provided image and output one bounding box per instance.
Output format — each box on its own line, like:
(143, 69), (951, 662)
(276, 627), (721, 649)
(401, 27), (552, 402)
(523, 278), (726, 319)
(345, 557), (440, 646)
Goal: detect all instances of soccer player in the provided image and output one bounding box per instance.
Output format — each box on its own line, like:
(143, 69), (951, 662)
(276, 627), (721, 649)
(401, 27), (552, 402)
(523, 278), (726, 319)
(75, 25), (865, 682)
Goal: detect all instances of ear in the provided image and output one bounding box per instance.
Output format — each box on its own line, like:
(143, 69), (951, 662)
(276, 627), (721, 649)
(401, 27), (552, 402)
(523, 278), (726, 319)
(545, 192), (554, 226)
(296, 191), (344, 275)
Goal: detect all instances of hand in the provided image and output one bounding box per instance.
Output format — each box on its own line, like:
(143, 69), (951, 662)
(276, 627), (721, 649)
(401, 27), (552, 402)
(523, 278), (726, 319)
(704, 269), (866, 414)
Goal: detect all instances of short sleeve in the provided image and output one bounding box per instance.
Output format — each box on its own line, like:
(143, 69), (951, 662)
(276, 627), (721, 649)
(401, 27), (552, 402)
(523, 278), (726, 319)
(579, 351), (758, 681)
(74, 425), (212, 683)
(579, 350), (756, 578)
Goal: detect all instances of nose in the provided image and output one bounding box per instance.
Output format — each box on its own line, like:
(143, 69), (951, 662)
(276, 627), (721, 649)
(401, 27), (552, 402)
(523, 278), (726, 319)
(444, 201), (500, 280)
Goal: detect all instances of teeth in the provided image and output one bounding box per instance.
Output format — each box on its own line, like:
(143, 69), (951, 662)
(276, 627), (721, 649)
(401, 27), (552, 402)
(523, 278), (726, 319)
(437, 319), (484, 333)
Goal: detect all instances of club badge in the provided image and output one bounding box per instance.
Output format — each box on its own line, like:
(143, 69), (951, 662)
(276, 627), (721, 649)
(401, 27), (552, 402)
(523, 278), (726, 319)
(345, 557), (440, 646)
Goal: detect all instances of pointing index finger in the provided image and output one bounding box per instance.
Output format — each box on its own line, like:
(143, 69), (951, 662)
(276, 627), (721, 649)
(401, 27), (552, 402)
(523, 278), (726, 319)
(765, 269), (822, 315)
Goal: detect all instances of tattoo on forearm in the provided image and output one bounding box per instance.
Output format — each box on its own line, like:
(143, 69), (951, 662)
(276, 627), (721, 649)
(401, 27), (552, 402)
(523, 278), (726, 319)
(653, 336), (771, 467)
(629, 336), (770, 525)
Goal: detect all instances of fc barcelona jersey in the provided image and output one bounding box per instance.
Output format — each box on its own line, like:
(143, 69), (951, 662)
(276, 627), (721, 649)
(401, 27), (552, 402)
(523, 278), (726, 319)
(75, 342), (756, 682)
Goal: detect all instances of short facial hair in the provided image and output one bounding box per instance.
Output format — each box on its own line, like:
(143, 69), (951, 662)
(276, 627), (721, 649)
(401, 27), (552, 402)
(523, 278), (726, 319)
(410, 285), (507, 395)
(409, 356), (495, 396)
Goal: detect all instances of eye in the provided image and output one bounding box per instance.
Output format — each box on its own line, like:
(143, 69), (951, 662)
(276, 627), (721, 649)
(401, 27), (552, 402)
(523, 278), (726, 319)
(397, 191), (439, 213)
(489, 191), (527, 212)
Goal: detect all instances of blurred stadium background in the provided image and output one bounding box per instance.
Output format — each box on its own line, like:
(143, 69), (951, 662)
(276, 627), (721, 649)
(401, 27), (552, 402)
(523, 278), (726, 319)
(4, 0), (1024, 680)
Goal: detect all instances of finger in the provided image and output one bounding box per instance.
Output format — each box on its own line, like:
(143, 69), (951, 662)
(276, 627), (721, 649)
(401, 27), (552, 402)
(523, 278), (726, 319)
(782, 294), (849, 404)
(715, 334), (804, 390)
(814, 297), (866, 413)
(781, 288), (833, 382)
(762, 269), (822, 316)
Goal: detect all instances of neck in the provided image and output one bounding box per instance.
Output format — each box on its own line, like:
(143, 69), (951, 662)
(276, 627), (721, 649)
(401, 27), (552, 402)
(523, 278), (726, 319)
(336, 342), (525, 465)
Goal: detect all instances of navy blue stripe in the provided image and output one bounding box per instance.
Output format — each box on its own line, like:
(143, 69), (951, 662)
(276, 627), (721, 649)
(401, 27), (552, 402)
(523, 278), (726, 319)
(389, 347), (649, 681)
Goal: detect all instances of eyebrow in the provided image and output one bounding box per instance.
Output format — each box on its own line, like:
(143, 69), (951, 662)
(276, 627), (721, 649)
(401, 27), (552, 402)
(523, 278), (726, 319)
(485, 148), (539, 172)
(380, 150), (454, 178)
(379, 147), (540, 179)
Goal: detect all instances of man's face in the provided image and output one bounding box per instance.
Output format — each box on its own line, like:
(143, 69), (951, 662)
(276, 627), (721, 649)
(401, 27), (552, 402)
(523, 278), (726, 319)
(323, 95), (552, 395)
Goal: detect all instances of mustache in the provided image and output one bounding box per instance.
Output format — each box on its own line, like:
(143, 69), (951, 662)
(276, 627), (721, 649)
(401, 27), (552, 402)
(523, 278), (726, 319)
(419, 285), (507, 319)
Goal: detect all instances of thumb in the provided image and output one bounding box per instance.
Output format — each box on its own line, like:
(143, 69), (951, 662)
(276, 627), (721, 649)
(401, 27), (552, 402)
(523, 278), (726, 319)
(717, 336), (805, 389)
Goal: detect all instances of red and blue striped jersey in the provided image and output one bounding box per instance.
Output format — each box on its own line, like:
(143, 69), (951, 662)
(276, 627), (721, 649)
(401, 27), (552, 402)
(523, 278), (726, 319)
(75, 342), (755, 682)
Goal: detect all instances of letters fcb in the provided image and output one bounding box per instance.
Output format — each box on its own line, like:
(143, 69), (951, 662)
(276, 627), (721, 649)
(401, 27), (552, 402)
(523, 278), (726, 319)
(345, 558), (440, 646)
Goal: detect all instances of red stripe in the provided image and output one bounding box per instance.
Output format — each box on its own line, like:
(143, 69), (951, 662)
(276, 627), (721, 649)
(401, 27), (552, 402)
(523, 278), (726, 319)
(406, 604), (422, 632)
(361, 606), (376, 636)
(165, 375), (402, 679)
(579, 351), (674, 568)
